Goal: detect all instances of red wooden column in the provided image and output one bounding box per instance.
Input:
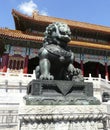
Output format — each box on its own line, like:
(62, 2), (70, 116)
(1, 54), (9, 72)
(80, 54), (84, 76)
(23, 55), (28, 73)
(104, 56), (108, 80)
(0, 57), (1, 69)
(96, 63), (99, 77)
(80, 60), (84, 76)
(105, 62), (108, 79)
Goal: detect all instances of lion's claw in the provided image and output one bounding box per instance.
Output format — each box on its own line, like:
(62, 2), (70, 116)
(40, 74), (54, 80)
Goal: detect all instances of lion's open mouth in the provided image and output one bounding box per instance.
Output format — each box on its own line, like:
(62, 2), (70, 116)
(59, 35), (71, 42)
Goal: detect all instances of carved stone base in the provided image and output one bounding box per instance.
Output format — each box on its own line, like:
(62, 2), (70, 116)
(24, 95), (100, 105)
(23, 80), (100, 105)
(18, 104), (107, 130)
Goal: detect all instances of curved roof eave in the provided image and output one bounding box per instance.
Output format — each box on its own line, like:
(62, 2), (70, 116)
(0, 28), (110, 50)
(12, 9), (110, 34)
(0, 28), (43, 42)
(69, 40), (110, 50)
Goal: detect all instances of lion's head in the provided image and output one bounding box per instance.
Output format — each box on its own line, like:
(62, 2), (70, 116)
(44, 22), (71, 48)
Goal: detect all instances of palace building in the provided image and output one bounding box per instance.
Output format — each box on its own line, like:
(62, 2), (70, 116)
(1, 9), (110, 79)
(0, 10), (110, 129)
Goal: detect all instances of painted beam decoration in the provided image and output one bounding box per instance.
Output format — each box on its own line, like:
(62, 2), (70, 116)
(29, 48), (38, 59)
(75, 53), (108, 65)
(83, 54), (105, 64)
(9, 46), (26, 57)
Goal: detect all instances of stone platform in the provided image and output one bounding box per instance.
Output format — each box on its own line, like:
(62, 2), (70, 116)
(18, 104), (107, 130)
(23, 80), (100, 105)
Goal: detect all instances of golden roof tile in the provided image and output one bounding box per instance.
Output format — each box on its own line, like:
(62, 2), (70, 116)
(0, 28), (43, 42)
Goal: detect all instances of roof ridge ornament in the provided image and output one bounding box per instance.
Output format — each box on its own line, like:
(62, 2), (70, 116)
(32, 10), (39, 19)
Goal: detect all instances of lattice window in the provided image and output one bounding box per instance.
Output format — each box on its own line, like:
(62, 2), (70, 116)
(8, 56), (25, 71)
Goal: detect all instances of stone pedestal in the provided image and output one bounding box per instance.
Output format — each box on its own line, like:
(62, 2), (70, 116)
(18, 103), (107, 130)
(24, 80), (100, 105)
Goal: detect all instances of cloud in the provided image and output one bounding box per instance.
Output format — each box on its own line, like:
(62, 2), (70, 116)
(18, 0), (48, 16)
(18, 0), (38, 16)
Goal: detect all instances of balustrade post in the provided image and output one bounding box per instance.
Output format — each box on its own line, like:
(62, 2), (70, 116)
(88, 73), (92, 82)
(98, 74), (101, 79)
(105, 75), (108, 82)
(6, 70), (9, 79)
(18, 70), (24, 92)
(19, 69), (24, 80)
(18, 118), (22, 130)
(32, 70), (36, 79)
(19, 81), (22, 93)
(5, 79), (8, 92)
(4, 71), (9, 92)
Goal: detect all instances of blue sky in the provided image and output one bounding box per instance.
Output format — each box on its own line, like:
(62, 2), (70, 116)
(0, 0), (110, 29)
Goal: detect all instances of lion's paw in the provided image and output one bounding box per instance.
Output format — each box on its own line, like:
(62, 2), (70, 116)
(40, 74), (54, 80)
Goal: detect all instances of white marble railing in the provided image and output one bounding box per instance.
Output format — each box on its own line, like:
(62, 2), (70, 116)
(0, 71), (36, 87)
(0, 71), (110, 93)
(84, 74), (110, 91)
(0, 109), (18, 126)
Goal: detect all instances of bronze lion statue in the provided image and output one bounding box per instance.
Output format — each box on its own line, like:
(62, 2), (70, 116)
(35, 22), (83, 81)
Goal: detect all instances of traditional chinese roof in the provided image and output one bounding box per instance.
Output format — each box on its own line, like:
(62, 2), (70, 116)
(12, 9), (110, 34)
(0, 28), (43, 42)
(11, 9), (110, 51)
(0, 9), (110, 51)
